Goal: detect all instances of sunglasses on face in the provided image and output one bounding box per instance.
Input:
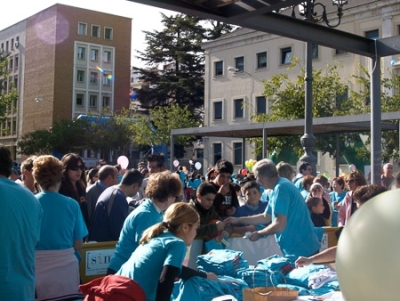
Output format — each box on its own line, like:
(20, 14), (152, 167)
(69, 165), (84, 171)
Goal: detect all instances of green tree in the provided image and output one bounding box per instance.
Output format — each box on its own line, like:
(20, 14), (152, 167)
(251, 57), (360, 160)
(18, 118), (90, 155)
(0, 52), (18, 121)
(127, 104), (199, 158)
(133, 13), (233, 117)
(349, 65), (400, 162)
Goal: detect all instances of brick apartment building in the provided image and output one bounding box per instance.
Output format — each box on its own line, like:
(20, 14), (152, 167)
(0, 4), (131, 160)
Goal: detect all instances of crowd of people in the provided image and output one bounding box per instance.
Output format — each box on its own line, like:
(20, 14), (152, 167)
(2, 145), (399, 301)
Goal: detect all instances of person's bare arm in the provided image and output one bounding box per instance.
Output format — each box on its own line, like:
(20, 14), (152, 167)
(225, 212), (271, 226)
(74, 239), (83, 252)
(295, 246), (337, 268)
(249, 213), (286, 241)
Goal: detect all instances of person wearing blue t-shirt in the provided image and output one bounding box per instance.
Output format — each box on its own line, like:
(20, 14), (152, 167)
(33, 155), (88, 300)
(329, 176), (347, 227)
(292, 162), (312, 192)
(107, 170), (182, 274)
(117, 202), (217, 301)
(233, 181), (268, 234)
(226, 159), (320, 262)
(0, 146), (42, 301)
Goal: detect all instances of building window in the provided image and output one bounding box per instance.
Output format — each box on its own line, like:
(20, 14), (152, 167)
(14, 56), (19, 69)
(102, 96), (110, 108)
(234, 98), (244, 118)
(335, 49), (347, 55)
(11, 39), (14, 50)
(365, 29), (379, 40)
(92, 25), (100, 38)
(214, 101), (223, 120)
(257, 52), (267, 69)
(13, 77), (18, 89)
(215, 61), (223, 76)
(196, 149), (204, 159)
(90, 49), (98, 61)
(102, 75), (111, 86)
(235, 56), (244, 72)
(76, 94), (84, 106)
(103, 51), (111, 63)
(256, 96), (267, 115)
(77, 47), (85, 59)
(336, 88), (348, 109)
(213, 143), (222, 165)
(77, 70), (85, 82)
(312, 44), (319, 59)
(78, 23), (87, 35)
(281, 47), (292, 65)
(90, 72), (98, 84)
(9, 58), (13, 70)
(89, 95), (97, 107)
(233, 142), (243, 165)
(6, 41), (9, 52)
(104, 27), (113, 40)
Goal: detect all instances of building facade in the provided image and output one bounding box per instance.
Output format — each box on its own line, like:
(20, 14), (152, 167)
(0, 4), (131, 160)
(201, 0), (400, 176)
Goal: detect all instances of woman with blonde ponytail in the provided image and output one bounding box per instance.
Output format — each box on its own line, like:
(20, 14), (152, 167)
(117, 202), (217, 301)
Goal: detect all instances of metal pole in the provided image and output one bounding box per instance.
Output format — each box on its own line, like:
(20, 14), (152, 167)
(370, 56), (381, 184)
(242, 137), (246, 169)
(170, 134), (174, 171)
(262, 126), (267, 159)
(299, 40), (317, 175)
(336, 133), (340, 177)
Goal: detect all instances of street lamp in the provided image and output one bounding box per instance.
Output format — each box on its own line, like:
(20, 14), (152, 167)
(289, 0), (347, 174)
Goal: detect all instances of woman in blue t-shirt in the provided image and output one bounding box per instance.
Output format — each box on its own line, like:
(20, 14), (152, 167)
(117, 202), (217, 301)
(329, 176), (347, 227)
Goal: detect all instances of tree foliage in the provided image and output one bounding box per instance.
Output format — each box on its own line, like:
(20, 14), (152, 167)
(133, 13), (233, 117)
(0, 52), (18, 122)
(251, 58), (400, 163)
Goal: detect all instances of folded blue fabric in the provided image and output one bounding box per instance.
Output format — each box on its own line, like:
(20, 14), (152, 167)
(171, 275), (249, 301)
(197, 249), (249, 278)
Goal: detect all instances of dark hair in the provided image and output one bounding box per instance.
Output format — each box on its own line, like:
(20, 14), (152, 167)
(59, 153), (87, 202)
(98, 165), (117, 181)
(146, 153), (165, 168)
(299, 162), (311, 173)
(302, 175), (314, 189)
(121, 169), (143, 186)
(242, 180), (261, 192)
(332, 176), (345, 189)
(206, 168), (215, 182)
(306, 196), (322, 211)
(87, 167), (99, 184)
(353, 184), (387, 205)
(114, 164), (121, 171)
(197, 182), (217, 196)
(0, 145), (12, 178)
(214, 159), (234, 175)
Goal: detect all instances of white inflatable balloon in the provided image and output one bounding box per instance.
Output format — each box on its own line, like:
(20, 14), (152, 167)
(195, 162), (202, 170)
(117, 156), (129, 169)
(336, 189), (400, 301)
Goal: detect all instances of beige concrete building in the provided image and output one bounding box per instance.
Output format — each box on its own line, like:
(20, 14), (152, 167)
(0, 4), (131, 160)
(201, 0), (400, 176)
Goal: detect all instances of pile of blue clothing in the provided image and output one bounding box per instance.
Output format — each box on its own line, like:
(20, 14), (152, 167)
(197, 249), (249, 278)
(238, 254), (294, 288)
(171, 275), (248, 301)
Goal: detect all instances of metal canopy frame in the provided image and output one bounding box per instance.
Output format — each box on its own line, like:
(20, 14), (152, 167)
(127, 0), (400, 183)
(170, 113), (399, 138)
